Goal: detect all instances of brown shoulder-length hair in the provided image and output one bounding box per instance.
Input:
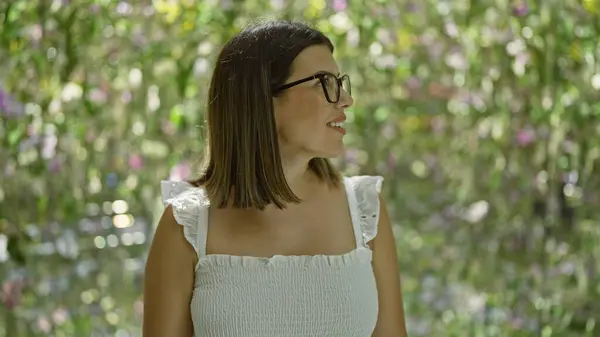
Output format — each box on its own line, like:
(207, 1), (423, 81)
(189, 20), (342, 210)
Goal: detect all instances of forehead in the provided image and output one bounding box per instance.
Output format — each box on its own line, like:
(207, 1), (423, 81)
(288, 44), (339, 78)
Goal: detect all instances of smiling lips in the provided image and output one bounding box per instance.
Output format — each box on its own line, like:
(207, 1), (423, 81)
(326, 115), (346, 135)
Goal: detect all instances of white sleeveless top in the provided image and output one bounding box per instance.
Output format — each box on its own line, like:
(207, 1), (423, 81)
(160, 175), (384, 337)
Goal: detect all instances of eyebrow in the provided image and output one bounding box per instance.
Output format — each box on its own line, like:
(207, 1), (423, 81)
(313, 70), (341, 77)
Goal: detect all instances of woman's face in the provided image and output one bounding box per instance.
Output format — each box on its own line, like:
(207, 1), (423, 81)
(273, 45), (353, 161)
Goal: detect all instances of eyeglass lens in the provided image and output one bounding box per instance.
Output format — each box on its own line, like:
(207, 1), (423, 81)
(324, 74), (351, 102)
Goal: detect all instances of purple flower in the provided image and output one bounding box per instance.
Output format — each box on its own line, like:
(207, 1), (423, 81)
(0, 89), (25, 118)
(406, 3), (419, 12)
(115, 2), (132, 15)
(513, 2), (528, 16)
(48, 157), (62, 173)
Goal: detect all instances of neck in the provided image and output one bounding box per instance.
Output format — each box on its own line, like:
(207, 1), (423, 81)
(280, 154), (316, 200)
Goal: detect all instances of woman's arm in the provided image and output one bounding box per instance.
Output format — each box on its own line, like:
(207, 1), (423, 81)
(143, 206), (198, 337)
(371, 196), (408, 337)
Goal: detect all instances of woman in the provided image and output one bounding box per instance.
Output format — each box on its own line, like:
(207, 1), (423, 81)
(143, 20), (408, 337)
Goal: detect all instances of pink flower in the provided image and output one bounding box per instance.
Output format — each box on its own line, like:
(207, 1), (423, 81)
(161, 120), (177, 136)
(88, 88), (108, 103)
(516, 128), (536, 146)
(128, 154), (144, 170)
(36, 316), (52, 334)
(332, 0), (347, 11)
(85, 130), (96, 143)
(169, 162), (192, 181)
(2, 279), (25, 310)
(52, 307), (69, 324)
(28, 24), (43, 41)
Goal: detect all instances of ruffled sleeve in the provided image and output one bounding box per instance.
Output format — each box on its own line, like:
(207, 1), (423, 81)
(349, 175), (384, 246)
(160, 180), (210, 258)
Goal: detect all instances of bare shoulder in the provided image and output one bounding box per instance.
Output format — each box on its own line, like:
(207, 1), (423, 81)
(150, 205), (199, 265)
(142, 206), (197, 337)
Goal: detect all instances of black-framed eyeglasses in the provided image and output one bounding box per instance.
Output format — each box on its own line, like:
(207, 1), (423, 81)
(274, 72), (351, 103)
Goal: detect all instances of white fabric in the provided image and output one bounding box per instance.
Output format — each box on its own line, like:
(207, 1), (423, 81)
(161, 181), (210, 262)
(345, 175), (383, 247)
(159, 175), (384, 337)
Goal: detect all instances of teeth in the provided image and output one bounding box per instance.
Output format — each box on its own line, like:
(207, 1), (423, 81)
(328, 121), (344, 128)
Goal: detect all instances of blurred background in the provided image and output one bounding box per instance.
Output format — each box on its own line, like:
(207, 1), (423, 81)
(1, 0), (600, 336)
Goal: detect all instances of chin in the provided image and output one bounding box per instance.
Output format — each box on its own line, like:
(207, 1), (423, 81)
(315, 144), (345, 159)
(303, 135), (345, 159)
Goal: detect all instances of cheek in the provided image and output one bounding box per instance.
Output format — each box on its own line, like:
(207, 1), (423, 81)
(278, 94), (327, 127)
(278, 115), (317, 142)
(275, 92), (335, 147)
(294, 93), (330, 122)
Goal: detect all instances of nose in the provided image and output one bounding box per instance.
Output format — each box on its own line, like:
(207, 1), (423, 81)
(336, 89), (353, 109)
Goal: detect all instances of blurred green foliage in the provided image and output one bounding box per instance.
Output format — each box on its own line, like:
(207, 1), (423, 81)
(1, 0), (600, 336)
